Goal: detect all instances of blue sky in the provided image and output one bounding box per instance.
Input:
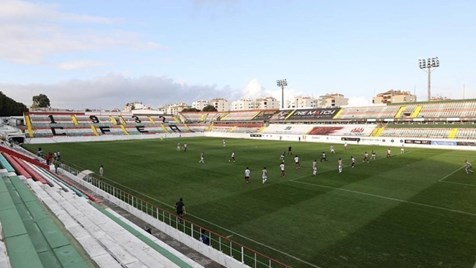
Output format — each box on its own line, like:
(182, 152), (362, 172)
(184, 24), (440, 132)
(1, 0), (475, 109)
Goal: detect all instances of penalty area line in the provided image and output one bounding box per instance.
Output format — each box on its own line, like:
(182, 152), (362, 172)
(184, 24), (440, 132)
(439, 166), (465, 182)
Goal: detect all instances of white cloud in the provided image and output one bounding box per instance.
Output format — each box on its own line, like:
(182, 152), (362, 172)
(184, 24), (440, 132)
(57, 60), (108, 70)
(241, 78), (320, 107)
(0, 74), (239, 110)
(0, 0), (158, 65)
(242, 79), (264, 99)
(0, 0), (118, 23)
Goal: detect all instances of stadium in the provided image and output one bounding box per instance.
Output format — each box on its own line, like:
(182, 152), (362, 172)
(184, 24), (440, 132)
(1, 99), (476, 268)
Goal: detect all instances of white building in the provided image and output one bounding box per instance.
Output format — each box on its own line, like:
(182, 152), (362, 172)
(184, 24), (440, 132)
(231, 99), (257, 111)
(162, 103), (189, 115)
(123, 102), (150, 112)
(288, 96), (318, 109)
(318, 93), (348, 108)
(255, 97), (280, 110)
(191, 100), (209, 111)
(372, 90), (417, 104)
(209, 98), (230, 112)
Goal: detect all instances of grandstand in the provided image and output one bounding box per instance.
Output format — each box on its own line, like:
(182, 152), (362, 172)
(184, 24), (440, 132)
(23, 111), (192, 138)
(17, 99), (476, 144)
(335, 105), (401, 120)
(2, 98), (476, 267)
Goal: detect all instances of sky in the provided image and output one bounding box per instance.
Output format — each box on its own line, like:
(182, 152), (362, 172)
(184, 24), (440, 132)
(1, 0), (475, 109)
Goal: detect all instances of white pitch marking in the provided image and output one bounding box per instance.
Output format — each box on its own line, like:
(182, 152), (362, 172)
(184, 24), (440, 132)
(439, 166), (465, 182)
(290, 180), (476, 217)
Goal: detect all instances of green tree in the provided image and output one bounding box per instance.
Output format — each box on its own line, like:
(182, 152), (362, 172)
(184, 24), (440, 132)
(202, 105), (217, 112)
(0, 91), (29, 116)
(32, 94), (50, 108)
(182, 107), (200, 112)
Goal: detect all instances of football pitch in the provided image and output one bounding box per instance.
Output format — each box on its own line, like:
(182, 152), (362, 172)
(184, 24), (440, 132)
(26, 137), (476, 267)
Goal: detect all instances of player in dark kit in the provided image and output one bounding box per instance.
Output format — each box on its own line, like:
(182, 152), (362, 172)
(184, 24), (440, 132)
(320, 152), (327, 162)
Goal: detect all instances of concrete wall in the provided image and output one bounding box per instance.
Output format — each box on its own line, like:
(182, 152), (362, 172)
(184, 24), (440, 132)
(26, 132), (203, 144)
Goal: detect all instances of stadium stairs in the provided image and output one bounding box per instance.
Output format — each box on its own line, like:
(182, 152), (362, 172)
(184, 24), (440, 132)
(0, 146), (207, 268)
(0, 172), (91, 267)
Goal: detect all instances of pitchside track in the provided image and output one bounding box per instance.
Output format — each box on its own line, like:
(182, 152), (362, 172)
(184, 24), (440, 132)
(26, 137), (476, 268)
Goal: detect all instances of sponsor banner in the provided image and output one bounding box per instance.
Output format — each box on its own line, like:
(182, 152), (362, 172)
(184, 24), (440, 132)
(250, 134), (262, 137)
(456, 141), (476, 147)
(270, 111), (294, 120)
(308, 126), (343, 135)
(431, 141), (457, 146)
(405, 139), (431, 145)
(288, 108), (340, 120)
(341, 137), (361, 142)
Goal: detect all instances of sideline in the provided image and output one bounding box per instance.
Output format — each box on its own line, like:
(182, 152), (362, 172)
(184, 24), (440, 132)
(289, 180), (476, 217)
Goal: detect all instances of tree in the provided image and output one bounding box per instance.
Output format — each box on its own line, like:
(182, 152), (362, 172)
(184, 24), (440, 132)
(32, 94), (50, 108)
(202, 105), (217, 112)
(181, 107), (200, 112)
(0, 91), (29, 116)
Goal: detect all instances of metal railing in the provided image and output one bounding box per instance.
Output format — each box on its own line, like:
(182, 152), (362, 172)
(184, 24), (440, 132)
(59, 164), (291, 268)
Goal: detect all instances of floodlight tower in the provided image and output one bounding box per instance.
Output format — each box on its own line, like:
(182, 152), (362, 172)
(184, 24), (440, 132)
(277, 79), (287, 109)
(418, 57), (440, 101)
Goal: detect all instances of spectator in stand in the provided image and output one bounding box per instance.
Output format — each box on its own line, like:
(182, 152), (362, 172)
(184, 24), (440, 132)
(54, 160), (60, 174)
(46, 152), (52, 165)
(37, 147), (43, 157)
(199, 229), (210, 245)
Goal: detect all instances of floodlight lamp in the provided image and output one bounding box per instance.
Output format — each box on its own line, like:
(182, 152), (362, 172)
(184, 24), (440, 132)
(419, 59), (426, 69)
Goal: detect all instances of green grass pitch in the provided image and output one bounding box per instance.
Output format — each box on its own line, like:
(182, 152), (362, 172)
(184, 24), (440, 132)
(26, 137), (476, 267)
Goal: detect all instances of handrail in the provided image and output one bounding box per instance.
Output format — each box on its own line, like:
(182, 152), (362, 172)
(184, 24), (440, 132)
(59, 163), (292, 268)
